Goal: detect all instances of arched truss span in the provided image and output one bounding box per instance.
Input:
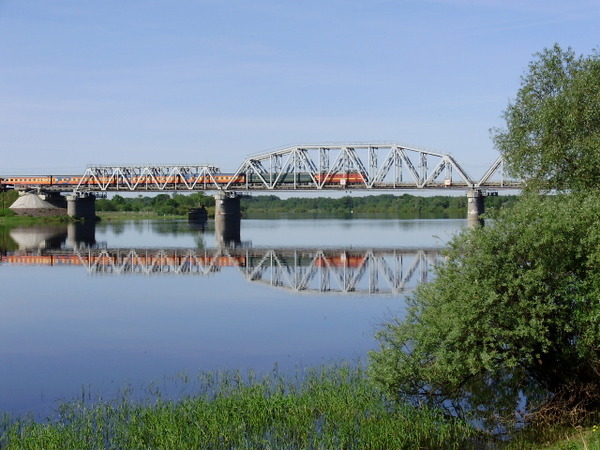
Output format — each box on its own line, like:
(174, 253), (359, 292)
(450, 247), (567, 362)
(226, 144), (476, 190)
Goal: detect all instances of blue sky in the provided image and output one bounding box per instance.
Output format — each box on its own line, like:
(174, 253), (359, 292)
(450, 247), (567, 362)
(1, 0), (599, 177)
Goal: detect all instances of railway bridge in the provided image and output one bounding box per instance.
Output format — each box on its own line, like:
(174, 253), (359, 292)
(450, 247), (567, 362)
(1, 143), (519, 223)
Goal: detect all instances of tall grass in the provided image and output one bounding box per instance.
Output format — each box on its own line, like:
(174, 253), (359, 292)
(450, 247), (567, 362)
(0, 364), (479, 449)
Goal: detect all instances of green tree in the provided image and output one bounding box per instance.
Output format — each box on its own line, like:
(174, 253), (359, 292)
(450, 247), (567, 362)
(492, 44), (600, 192)
(369, 194), (600, 428)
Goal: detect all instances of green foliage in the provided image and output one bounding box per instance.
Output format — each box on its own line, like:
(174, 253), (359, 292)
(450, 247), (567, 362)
(369, 194), (600, 429)
(0, 365), (477, 449)
(0, 208), (16, 218)
(492, 44), (600, 192)
(0, 190), (19, 214)
(96, 192), (215, 216)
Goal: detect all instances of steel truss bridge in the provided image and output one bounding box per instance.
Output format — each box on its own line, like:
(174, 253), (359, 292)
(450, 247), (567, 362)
(1, 246), (441, 295)
(8, 144), (517, 193)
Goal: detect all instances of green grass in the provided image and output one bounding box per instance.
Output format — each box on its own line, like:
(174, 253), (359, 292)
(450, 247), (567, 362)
(508, 423), (600, 449)
(0, 365), (479, 449)
(0, 213), (74, 224)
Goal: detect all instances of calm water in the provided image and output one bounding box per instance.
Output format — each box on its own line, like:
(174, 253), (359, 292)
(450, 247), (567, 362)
(0, 218), (465, 418)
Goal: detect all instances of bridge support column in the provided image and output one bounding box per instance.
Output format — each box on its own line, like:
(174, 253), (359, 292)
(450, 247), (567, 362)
(214, 192), (241, 246)
(66, 193), (97, 221)
(467, 189), (484, 227)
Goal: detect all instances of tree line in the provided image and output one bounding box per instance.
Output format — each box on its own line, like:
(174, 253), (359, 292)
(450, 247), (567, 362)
(95, 192), (516, 217)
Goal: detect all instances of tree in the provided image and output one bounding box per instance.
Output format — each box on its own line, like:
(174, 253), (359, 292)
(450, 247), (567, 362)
(369, 194), (600, 428)
(492, 44), (600, 192)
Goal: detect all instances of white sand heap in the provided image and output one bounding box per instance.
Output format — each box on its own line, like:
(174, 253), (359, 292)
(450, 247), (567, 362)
(10, 193), (67, 217)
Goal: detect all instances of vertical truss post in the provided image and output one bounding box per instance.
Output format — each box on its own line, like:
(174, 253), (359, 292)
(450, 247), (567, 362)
(319, 148), (329, 174)
(369, 147), (377, 181)
(396, 252), (403, 291)
(369, 255), (378, 293)
(445, 163), (453, 182)
(293, 150), (299, 188)
(394, 149), (403, 186)
(420, 152), (427, 184)
(320, 264), (330, 292)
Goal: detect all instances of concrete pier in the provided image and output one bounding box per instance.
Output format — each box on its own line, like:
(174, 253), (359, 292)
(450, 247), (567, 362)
(214, 192), (241, 246)
(467, 189), (484, 226)
(67, 222), (97, 248)
(66, 194), (97, 221)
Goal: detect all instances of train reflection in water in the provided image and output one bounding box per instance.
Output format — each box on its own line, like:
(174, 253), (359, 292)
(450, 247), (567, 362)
(0, 222), (442, 295)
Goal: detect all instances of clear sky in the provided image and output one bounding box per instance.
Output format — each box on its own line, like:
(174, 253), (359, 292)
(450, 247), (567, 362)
(1, 0), (599, 177)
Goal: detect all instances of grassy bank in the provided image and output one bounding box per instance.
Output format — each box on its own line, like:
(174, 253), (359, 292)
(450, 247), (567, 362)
(0, 365), (479, 449)
(1, 368), (598, 449)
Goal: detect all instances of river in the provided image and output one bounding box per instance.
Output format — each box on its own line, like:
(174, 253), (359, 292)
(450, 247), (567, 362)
(0, 217), (466, 418)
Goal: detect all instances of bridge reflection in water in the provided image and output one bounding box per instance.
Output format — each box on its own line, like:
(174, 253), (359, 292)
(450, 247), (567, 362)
(2, 246), (441, 296)
(0, 222), (444, 295)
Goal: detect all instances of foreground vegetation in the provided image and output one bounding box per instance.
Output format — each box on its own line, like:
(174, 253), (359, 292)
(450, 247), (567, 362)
(0, 366), (478, 449)
(370, 194), (600, 435)
(2, 365), (597, 448)
(370, 44), (600, 442)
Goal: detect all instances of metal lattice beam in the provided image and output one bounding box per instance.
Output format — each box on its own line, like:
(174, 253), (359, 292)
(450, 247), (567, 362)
(75, 165), (221, 192)
(229, 144), (479, 190)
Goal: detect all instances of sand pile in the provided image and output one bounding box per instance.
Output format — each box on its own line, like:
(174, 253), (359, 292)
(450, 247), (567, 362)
(10, 193), (67, 217)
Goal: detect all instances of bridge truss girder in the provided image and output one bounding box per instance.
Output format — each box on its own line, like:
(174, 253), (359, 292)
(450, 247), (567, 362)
(475, 155), (520, 188)
(75, 165), (222, 192)
(227, 144), (475, 190)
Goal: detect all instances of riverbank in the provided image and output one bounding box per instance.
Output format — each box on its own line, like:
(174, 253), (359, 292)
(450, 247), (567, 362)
(1, 365), (596, 448)
(0, 365), (478, 448)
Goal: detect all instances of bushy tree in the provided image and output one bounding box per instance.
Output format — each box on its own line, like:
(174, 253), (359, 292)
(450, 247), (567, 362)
(492, 44), (600, 192)
(369, 194), (600, 427)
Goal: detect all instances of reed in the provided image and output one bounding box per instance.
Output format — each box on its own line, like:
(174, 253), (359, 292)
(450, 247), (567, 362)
(0, 364), (478, 449)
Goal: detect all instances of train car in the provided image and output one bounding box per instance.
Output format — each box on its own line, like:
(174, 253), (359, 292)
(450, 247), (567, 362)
(0, 173), (239, 188)
(244, 171), (365, 186)
(315, 254), (366, 268)
(3, 176), (53, 187)
(246, 172), (314, 185)
(315, 172), (365, 186)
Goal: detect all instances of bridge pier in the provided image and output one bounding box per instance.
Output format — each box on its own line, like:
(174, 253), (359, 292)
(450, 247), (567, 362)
(214, 192), (241, 246)
(66, 193), (97, 221)
(67, 222), (97, 248)
(467, 189), (484, 226)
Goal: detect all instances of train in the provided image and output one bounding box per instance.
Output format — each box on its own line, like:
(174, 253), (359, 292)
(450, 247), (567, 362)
(0, 172), (365, 189)
(0, 253), (247, 268)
